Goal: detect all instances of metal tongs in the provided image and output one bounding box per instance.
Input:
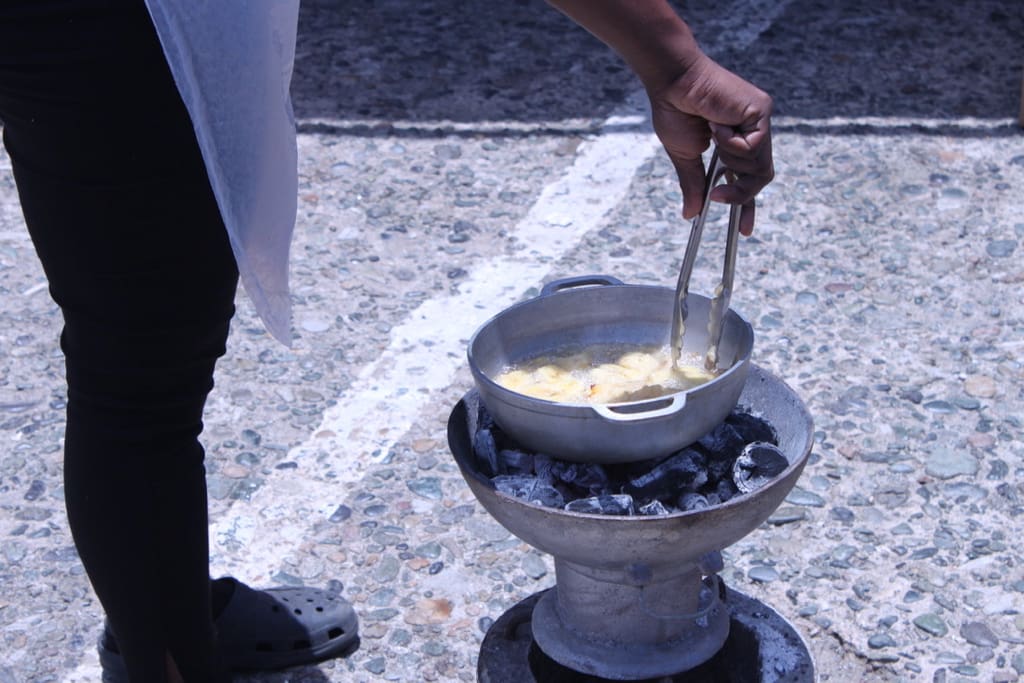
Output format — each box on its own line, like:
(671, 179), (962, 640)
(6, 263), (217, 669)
(670, 146), (742, 372)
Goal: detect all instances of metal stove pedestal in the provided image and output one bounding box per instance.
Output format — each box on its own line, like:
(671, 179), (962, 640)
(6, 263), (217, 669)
(478, 585), (815, 683)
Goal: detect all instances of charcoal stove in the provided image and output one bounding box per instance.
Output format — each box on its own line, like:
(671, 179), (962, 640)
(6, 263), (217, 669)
(448, 365), (816, 682)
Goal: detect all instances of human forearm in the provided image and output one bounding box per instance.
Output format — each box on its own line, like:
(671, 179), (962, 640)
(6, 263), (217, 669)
(548, 0), (773, 234)
(545, 0), (702, 91)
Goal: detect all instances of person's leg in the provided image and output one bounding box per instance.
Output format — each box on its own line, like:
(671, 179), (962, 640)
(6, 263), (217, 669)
(0, 1), (235, 680)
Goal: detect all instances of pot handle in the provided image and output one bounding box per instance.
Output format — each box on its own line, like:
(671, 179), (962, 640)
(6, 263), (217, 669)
(591, 394), (687, 421)
(540, 274), (624, 297)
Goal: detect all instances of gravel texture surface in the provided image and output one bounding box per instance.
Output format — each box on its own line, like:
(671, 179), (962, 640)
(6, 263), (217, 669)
(1, 1), (1022, 681)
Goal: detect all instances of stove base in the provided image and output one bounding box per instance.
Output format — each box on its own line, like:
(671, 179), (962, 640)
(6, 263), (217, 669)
(478, 586), (815, 683)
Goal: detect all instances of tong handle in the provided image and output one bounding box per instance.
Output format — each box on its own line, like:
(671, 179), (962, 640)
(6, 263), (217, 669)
(673, 150), (725, 312)
(704, 202), (741, 370)
(669, 146), (741, 370)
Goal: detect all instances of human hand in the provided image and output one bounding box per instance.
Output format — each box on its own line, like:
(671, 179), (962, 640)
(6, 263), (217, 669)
(648, 53), (773, 235)
(543, 0), (773, 233)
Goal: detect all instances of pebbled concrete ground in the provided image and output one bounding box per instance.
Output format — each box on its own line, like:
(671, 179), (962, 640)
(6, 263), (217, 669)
(1, 1), (1022, 681)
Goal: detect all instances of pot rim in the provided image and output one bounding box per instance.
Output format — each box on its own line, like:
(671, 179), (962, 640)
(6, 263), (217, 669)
(467, 279), (754, 413)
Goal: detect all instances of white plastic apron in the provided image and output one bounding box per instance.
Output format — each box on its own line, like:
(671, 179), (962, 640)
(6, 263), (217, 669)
(143, 1), (301, 345)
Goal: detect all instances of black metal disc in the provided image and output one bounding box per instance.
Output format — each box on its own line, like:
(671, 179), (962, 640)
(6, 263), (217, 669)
(478, 587), (815, 683)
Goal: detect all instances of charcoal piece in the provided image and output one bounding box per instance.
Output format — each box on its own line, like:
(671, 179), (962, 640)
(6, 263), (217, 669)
(527, 485), (565, 508)
(475, 398), (495, 432)
(473, 427), (499, 477)
(705, 452), (735, 483)
(732, 442), (789, 494)
(699, 421), (746, 484)
(639, 500), (671, 516)
(565, 494), (635, 516)
(533, 454), (555, 483)
(678, 492), (710, 511)
(601, 462), (647, 492)
(726, 411), (778, 446)
(465, 391), (487, 429)
(624, 448), (707, 500)
(697, 421), (746, 460)
(714, 478), (738, 503)
(497, 448), (534, 475)
(492, 474), (538, 499)
(551, 460), (610, 494)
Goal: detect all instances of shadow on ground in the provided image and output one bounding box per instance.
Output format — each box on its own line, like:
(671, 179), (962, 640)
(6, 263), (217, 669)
(292, 0), (1023, 137)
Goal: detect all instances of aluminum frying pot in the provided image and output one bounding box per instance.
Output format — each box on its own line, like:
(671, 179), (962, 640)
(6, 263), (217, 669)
(467, 275), (754, 463)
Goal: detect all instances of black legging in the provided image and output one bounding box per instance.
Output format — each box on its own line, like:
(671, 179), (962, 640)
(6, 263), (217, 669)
(0, 2), (237, 681)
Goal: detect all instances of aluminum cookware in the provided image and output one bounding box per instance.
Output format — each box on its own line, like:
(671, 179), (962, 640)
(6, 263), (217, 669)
(467, 275), (754, 463)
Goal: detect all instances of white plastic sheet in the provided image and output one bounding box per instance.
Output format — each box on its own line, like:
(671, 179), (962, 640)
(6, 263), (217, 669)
(144, 1), (301, 345)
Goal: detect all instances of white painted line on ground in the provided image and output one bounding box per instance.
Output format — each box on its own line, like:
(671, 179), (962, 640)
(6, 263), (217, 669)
(299, 116), (644, 134)
(204, 94), (661, 575)
(274, 0), (799, 497)
(774, 115), (1019, 131)
(288, 99), (661, 492)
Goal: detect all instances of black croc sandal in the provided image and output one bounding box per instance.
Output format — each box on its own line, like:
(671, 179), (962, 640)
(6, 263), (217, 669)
(216, 578), (360, 670)
(98, 578), (359, 677)
(97, 629), (128, 683)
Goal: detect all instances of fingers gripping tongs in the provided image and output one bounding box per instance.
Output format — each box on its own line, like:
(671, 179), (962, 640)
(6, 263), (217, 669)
(670, 146), (742, 372)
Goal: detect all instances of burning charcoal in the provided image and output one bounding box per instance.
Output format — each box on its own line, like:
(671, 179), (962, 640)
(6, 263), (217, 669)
(577, 465), (611, 494)
(479, 400), (495, 427)
(497, 448), (534, 475)
(605, 460), (653, 480)
(624, 448), (707, 500)
(492, 474), (539, 499)
(697, 422), (746, 483)
(678, 492), (710, 511)
(465, 391), (486, 426)
(704, 453), (735, 484)
(533, 454), (555, 482)
(527, 485), (565, 508)
(565, 494), (635, 516)
(732, 442), (789, 494)
(726, 411), (778, 446)
(473, 398), (495, 433)
(638, 500), (671, 516)
(697, 422), (746, 460)
(551, 461), (610, 495)
(713, 478), (738, 503)
(473, 427), (499, 477)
